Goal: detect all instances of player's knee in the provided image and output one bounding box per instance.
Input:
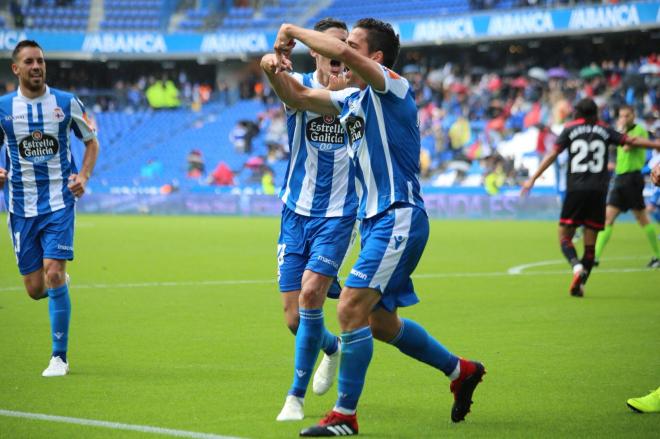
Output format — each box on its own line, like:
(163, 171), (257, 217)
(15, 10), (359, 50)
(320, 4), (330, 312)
(44, 268), (66, 289)
(299, 285), (325, 308)
(337, 296), (367, 330)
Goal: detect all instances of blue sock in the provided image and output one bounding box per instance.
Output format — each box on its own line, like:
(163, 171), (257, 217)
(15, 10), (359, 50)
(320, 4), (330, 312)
(336, 326), (373, 412)
(48, 284), (71, 363)
(390, 318), (458, 376)
(288, 308), (325, 398)
(321, 328), (339, 356)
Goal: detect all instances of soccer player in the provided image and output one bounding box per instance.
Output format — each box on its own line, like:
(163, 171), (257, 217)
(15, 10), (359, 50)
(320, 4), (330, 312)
(271, 19), (485, 436)
(0, 40), (99, 376)
(595, 105), (660, 268)
(261, 19), (359, 421)
(521, 99), (660, 297)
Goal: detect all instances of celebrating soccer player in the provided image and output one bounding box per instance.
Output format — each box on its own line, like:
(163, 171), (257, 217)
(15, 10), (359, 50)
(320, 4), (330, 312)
(595, 105), (660, 268)
(0, 40), (99, 377)
(521, 98), (660, 297)
(270, 19), (485, 436)
(260, 18), (358, 422)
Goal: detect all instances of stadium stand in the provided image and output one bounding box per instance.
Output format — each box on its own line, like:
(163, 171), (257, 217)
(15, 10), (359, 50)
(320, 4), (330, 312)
(100, 0), (165, 31)
(22, 0), (91, 31)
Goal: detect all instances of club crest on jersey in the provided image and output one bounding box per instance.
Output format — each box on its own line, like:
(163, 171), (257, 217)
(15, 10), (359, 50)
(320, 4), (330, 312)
(19, 130), (59, 164)
(306, 115), (345, 151)
(53, 107), (65, 122)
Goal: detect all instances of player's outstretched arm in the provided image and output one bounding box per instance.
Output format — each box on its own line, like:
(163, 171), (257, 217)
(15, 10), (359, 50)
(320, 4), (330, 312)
(0, 167), (6, 190)
(520, 149), (560, 197)
(624, 136), (660, 150)
(275, 24), (386, 92)
(68, 137), (99, 198)
(260, 53), (339, 115)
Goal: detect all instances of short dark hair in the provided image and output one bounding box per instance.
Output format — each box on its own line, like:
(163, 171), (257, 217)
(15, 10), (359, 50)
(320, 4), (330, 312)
(575, 98), (598, 123)
(314, 18), (347, 33)
(354, 18), (400, 69)
(618, 104), (635, 115)
(12, 40), (43, 61)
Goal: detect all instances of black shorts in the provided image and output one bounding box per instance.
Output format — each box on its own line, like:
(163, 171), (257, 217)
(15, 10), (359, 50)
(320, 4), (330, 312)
(560, 190), (607, 231)
(607, 172), (646, 212)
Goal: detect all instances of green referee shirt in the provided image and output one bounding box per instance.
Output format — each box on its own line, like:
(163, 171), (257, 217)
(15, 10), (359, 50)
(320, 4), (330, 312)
(615, 124), (648, 174)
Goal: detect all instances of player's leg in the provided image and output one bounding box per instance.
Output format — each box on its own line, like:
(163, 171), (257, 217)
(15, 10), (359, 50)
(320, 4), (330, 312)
(580, 227), (598, 284)
(631, 209), (660, 267)
(40, 207), (75, 377)
(595, 205), (619, 263)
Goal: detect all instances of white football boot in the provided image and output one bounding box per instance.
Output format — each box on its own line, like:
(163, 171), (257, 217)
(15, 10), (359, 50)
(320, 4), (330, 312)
(312, 341), (341, 395)
(276, 395), (304, 421)
(42, 356), (69, 377)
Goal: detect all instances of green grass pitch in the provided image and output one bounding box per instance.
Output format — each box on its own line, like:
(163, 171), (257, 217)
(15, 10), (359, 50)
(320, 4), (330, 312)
(0, 215), (658, 438)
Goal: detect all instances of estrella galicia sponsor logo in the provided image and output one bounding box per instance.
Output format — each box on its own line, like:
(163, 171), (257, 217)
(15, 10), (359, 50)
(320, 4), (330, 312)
(345, 115), (365, 147)
(19, 130), (59, 164)
(306, 115), (345, 151)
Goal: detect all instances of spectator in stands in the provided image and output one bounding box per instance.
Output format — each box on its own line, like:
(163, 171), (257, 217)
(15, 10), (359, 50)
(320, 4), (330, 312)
(229, 119), (259, 154)
(10, 0), (24, 28)
(261, 166), (275, 195)
(145, 76), (181, 109)
(209, 161), (235, 186)
(186, 149), (205, 178)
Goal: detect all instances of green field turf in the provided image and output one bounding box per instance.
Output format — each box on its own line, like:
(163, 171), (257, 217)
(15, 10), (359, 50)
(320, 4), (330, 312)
(0, 215), (658, 439)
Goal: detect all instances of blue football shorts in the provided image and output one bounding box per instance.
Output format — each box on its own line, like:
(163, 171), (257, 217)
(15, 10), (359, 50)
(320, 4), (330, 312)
(8, 205), (75, 275)
(345, 204), (429, 312)
(277, 206), (357, 296)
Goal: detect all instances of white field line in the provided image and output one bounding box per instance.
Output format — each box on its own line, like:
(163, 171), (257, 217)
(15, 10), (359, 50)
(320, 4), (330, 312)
(0, 409), (246, 439)
(507, 255), (645, 275)
(0, 264), (652, 293)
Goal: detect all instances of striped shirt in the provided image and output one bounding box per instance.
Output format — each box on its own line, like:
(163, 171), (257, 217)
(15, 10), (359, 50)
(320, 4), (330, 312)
(0, 85), (95, 217)
(330, 66), (425, 219)
(279, 71), (358, 217)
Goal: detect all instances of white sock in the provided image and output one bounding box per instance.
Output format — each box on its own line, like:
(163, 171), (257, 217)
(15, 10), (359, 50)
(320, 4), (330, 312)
(573, 263), (584, 274)
(334, 406), (356, 416)
(449, 361), (461, 381)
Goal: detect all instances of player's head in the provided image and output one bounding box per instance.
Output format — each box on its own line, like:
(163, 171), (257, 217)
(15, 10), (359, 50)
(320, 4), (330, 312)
(350, 18), (400, 69)
(11, 40), (46, 93)
(574, 98), (598, 124)
(311, 18), (348, 82)
(617, 105), (635, 129)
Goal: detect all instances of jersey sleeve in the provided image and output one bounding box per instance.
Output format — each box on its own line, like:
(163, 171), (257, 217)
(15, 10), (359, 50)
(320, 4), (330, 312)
(70, 96), (96, 141)
(553, 128), (571, 153)
(374, 66), (410, 100)
(329, 88), (357, 112)
(608, 127), (628, 146)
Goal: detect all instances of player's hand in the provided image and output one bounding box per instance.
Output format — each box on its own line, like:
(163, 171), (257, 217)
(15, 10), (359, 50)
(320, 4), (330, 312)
(0, 167), (6, 190)
(274, 25), (295, 73)
(652, 163), (660, 187)
(260, 54), (279, 74)
(67, 173), (88, 198)
(520, 179), (534, 197)
(326, 71), (351, 91)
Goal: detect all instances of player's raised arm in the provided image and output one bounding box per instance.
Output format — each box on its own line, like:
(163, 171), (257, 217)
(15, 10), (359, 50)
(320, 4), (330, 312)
(275, 23), (386, 92)
(260, 53), (340, 115)
(520, 149), (560, 197)
(623, 136), (660, 150)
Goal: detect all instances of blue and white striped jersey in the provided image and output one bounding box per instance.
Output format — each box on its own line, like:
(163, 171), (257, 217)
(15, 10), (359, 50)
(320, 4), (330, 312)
(0, 85), (96, 217)
(330, 66), (425, 220)
(279, 71), (358, 218)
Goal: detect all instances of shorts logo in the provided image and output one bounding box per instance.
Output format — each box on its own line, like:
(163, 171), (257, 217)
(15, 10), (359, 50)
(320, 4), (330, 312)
(53, 107), (65, 122)
(317, 255), (339, 270)
(350, 268), (368, 280)
(19, 130), (60, 164)
(57, 244), (74, 251)
(393, 235), (406, 250)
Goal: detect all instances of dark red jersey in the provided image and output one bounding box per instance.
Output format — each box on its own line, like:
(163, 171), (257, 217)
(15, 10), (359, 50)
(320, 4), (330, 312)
(553, 118), (628, 192)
